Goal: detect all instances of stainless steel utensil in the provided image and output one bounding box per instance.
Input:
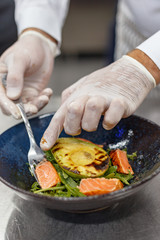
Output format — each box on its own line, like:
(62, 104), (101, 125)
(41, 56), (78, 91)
(2, 74), (45, 182)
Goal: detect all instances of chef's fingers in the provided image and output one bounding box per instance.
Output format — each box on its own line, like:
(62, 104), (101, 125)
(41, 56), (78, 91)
(21, 87), (39, 103)
(5, 52), (30, 100)
(0, 80), (21, 119)
(40, 104), (67, 151)
(23, 103), (38, 116)
(0, 97), (20, 118)
(82, 96), (108, 131)
(103, 99), (125, 130)
(20, 86), (52, 110)
(31, 95), (49, 111)
(40, 88), (53, 98)
(21, 87), (52, 102)
(63, 95), (89, 135)
(61, 77), (87, 104)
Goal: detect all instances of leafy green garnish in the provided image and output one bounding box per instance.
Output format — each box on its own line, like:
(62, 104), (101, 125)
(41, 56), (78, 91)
(127, 151), (137, 161)
(44, 150), (56, 163)
(104, 165), (133, 185)
(34, 185), (65, 194)
(31, 148), (135, 197)
(113, 171), (133, 185)
(119, 148), (137, 161)
(105, 173), (116, 179)
(104, 151), (135, 185)
(55, 164), (85, 197)
(31, 150), (85, 197)
(31, 181), (40, 192)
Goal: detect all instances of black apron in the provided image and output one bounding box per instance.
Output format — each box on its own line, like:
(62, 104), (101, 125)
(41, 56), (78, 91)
(0, 0), (17, 55)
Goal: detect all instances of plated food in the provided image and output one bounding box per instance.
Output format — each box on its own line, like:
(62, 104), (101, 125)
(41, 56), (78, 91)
(31, 137), (136, 197)
(1, 114), (160, 212)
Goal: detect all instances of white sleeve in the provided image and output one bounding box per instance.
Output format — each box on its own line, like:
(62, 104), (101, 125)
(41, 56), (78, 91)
(14, 0), (70, 45)
(136, 31), (160, 70)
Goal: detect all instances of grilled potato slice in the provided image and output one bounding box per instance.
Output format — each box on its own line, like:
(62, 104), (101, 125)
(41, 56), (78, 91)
(51, 138), (109, 178)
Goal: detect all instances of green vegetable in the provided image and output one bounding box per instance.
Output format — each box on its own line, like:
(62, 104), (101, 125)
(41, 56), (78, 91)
(31, 181), (40, 192)
(30, 144), (136, 197)
(113, 171), (134, 185)
(122, 148), (137, 161)
(31, 151), (85, 197)
(34, 186), (65, 194)
(103, 160), (134, 185)
(127, 151), (137, 161)
(55, 163), (85, 197)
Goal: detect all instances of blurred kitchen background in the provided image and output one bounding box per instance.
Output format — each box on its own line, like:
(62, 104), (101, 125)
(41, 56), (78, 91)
(1, 1), (160, 239)
(0, 0), (160, 134)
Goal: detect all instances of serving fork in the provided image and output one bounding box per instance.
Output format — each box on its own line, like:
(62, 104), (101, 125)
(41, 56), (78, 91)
(2, 74), (45, 182)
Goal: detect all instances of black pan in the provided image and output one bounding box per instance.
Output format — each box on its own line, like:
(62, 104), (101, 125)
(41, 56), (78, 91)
(0, 113), (160, 212)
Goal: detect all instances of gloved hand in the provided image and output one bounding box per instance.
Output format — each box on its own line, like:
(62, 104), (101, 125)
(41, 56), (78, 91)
(0, 32), (56, 119)
(40, 55), (156, 150)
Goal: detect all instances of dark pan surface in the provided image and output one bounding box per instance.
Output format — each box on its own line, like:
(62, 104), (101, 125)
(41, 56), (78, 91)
(0, 113), (160, 212)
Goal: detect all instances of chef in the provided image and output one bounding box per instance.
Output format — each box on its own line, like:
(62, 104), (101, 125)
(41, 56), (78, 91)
(0, 0), (160, 151)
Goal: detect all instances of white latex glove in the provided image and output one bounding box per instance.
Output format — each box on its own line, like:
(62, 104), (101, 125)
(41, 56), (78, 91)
(40, 55), (156, 150)
(0, 32), (56, 119)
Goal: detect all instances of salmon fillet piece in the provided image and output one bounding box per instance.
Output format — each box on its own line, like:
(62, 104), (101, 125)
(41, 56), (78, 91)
(110, 149), (134, 175)
(35, 161), (60, 189)
(79, 178), (123, 196)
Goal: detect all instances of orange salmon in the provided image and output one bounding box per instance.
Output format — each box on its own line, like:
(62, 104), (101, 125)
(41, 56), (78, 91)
(110, 149), (134, 175)
(35, 160), (60, 189)
(79, 178), (123, 196)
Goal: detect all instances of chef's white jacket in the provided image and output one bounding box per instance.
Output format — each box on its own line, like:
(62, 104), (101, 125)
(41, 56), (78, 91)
(14, 0), (160, 69)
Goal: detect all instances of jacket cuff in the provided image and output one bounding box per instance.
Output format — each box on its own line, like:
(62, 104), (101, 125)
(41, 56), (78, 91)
(15, 5), (63, 47)
(136, 31), (160, 70)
